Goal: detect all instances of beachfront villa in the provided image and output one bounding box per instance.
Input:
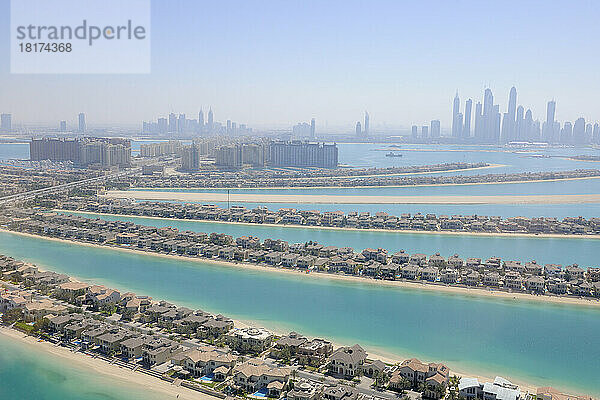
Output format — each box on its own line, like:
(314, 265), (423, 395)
(288, 379), (324, 400)
(232, 358), (290, 396)
(119, 337), (145, 359)
(142, 337), (183, 366)
(272, 331), (308, 357)
(177, 347), (237, 378)
(393, 358), (449, 395)
(23, 300), (67, 321)
(226, 327), (274, 353)
(458, 376), (521, 400)
(328, 344), (367, 378)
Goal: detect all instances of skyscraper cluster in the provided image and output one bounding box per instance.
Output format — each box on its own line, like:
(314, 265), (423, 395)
(541, 101), (599, 145)
(452, 89), (503, 142)
(143, 108), (252, 136)
(496, 87), (540, 143)
(446, 87), (600, 144)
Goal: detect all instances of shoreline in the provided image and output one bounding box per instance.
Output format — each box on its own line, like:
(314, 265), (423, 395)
(2, 228), (599, 310)
(57, 209), (600, 240)
(1, 231), (596, 397)
(0, 326), (213, 400)
(107, 191), (600, 206)
(125, 174), (600, 192)
(0, 283), (539, 398)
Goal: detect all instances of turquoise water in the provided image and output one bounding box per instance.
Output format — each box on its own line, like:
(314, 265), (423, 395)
(143, 200), (600, 219)
(0, 331), (164, 400)
(0, 231), (599, 396)
(62, 211), (600, 267)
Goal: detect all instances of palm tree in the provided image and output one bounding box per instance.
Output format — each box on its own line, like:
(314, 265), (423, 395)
(373, 370), (390, 389)
(448, 376), (460, 400)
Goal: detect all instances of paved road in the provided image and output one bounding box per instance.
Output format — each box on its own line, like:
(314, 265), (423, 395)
(262, 358), (420, 400)
(0, 167), (141, 205)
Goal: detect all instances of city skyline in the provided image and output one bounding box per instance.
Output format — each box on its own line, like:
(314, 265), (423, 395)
(2, 84), (599, 143)
(1, 0), (600, 127)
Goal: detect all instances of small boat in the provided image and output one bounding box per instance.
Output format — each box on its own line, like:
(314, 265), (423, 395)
(385, 152), (402, 157)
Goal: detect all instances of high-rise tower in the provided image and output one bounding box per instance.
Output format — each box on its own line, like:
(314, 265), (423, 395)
(78, 113), (86, 133)
(463, 99), (472, 137)
(207, 108), (214, 134)
(543, 100), (556, 142)
(452, 92), (461, 138)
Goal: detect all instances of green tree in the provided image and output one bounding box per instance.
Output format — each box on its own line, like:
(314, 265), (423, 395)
(373, 370), (390, 388)
(33, 318), (50, 333)
(2, 308), (23, 324)
(279, 346), (292, 363)
(448, 376), (461, 400)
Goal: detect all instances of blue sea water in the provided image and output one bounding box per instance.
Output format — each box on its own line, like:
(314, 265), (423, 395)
(0, 231), (598, 396)
(0, 142), (29, 161)
(0, 331), (165, 400)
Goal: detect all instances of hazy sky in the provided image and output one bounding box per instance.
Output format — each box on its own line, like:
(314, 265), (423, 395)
(1, 0), (599, 131)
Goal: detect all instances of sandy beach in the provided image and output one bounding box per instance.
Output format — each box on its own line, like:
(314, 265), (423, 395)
(57, 209), (600, 240)
(0, 326), (214, 400)
(106, 190), (600, 205)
